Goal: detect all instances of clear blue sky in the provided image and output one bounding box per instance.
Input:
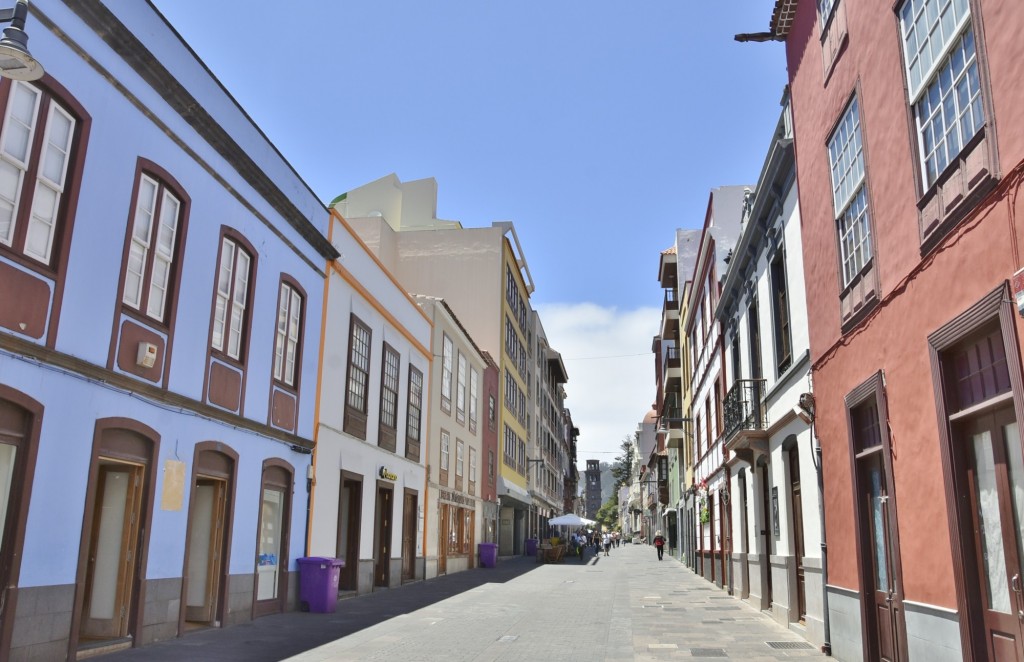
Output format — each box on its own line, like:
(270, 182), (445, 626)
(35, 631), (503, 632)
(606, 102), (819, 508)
(151, 0), (787, 311)
(150, 1), (790, 465)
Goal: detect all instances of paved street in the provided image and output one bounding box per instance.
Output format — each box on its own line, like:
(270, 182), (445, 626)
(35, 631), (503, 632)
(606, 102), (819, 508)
(107, 544), (826, 661)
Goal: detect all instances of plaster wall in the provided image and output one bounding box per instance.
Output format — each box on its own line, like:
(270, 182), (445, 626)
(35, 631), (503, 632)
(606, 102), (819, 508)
(787, 0), (1024, 609)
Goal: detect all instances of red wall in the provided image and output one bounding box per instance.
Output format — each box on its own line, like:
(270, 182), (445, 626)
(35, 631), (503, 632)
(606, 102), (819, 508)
(786, 0), (1024, 608)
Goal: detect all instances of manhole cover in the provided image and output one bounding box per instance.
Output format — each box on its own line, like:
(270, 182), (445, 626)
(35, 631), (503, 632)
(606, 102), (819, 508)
(690, 648), (728, 657)
(765, 641), (814, 650)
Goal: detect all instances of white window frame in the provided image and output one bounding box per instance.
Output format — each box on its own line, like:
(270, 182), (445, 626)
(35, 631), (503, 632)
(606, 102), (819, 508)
(273, 282), (302, 387)
(828, 97), (873, 287)
(469, 367), (479, 433)
(0, 80), (76, 265)
(441, 333), (453, 412)
(898, 0), (982, 187)
(123, 174), (181, 323)
(456, 352), (467, 424)
(440, 429), (450, 471)
(211, 237), (252, 360)
(456, 439), (464, 478)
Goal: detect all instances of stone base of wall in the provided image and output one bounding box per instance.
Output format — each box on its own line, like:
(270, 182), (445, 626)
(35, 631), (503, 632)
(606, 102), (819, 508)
(904, 600), (961, 661)
(827, 584), (865, 662)
(141, 577), (182, 645)
(225, 573), (254, 627)
(8, 584), (74, 662)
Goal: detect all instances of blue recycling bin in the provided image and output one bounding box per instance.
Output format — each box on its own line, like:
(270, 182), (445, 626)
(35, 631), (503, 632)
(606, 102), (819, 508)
(297, 557), (344, 613)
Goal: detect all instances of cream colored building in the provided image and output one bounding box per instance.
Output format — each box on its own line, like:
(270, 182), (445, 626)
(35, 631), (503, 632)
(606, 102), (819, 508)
(334, 173), (565, 556)
(412, 295), (488, 578)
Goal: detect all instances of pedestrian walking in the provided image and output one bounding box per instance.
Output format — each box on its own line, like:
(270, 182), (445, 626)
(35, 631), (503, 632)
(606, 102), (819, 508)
(653, 530), (665, 561)
(602, 532), (611, 556)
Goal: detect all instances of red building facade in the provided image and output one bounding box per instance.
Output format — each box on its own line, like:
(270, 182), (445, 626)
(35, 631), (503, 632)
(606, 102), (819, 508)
(775, 0), (1024, 659)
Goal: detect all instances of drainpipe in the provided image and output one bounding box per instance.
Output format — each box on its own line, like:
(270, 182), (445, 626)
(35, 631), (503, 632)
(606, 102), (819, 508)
(812, 417), (832, 656)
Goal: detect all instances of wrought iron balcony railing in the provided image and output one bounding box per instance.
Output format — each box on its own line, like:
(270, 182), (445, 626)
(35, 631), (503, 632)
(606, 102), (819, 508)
(723, 379), (768, 441)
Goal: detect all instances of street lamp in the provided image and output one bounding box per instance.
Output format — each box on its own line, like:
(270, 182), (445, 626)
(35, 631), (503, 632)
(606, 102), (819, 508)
(0, 1), (43, 81)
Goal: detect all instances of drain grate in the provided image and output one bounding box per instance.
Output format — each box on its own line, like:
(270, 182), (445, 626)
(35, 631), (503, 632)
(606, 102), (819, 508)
(690, 648), (728, 657)
(765, 641), (814, 650)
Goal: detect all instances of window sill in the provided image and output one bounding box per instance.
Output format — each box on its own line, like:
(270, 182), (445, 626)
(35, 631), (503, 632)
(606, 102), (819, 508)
(918, 130), (997, 256)
(838, 260), (879, 333)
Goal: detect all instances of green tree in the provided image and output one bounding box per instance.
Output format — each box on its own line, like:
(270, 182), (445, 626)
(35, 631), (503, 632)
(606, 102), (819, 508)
(609, 435), (634, 491)
(596, 494), (619, 531)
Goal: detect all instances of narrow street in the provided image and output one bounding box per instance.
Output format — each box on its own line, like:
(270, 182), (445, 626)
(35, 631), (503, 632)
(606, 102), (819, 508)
(106, 544), (825, 661)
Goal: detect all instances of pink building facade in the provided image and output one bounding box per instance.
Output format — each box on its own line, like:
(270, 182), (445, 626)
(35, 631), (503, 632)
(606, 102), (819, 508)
(774, 0), (1024, 659)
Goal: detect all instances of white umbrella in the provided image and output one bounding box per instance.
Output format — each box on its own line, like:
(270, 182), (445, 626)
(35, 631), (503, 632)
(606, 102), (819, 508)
(548, 513), (596, 527)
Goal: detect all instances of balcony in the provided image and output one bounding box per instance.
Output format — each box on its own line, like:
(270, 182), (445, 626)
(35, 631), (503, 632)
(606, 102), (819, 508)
(663, 346), (682, 390)
(661, 289), (679, 338)
(723, 379), (769, 452)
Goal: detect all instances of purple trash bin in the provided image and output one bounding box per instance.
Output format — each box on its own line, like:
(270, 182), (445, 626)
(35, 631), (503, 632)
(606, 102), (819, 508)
(524, 538), (539, 556)
(478, 542), (498, 568)
(297, 557), (344, 613)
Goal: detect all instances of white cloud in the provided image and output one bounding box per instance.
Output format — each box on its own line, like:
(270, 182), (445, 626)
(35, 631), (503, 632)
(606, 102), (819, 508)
(536, 303), (660, 470)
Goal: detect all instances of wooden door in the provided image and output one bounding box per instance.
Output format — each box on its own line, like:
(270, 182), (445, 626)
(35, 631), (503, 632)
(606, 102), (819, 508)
(185, 478), (227, 624)
(438, 505), (448, 575)
(761, 463), (773, 606)
(790, 447), (807, 623)
(861, 453), (902, 662)
(337, 477), (361, 591)
(0, 399), (29, 645)
(80, 462), (144, 640)
(401, 492), (416, 581)
(964, 410), (1024, 660)
(374, 486), (392, 587)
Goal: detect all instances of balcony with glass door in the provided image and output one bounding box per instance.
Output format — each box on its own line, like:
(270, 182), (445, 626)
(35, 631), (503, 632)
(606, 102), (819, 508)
(723, 379), (769, 454)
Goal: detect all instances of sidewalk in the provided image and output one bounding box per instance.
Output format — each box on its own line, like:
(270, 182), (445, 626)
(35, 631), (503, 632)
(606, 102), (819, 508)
(105, 544), (825, 661)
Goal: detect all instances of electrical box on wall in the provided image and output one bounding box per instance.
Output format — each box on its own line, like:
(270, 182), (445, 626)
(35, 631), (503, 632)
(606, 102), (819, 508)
(137, 341), (158, 368)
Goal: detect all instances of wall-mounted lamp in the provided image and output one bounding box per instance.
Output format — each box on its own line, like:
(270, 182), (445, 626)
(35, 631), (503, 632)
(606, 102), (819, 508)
(0, 1), (43, 81)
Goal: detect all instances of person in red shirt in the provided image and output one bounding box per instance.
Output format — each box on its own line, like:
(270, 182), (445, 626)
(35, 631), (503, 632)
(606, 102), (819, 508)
(653, 530), (665, 560)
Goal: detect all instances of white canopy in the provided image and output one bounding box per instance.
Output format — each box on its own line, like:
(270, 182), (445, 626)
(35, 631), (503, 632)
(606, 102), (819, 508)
(548, 513), (596, 527)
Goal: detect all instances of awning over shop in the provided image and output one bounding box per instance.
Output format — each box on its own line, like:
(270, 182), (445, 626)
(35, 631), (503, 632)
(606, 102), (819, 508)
(499, 479), (532, 508)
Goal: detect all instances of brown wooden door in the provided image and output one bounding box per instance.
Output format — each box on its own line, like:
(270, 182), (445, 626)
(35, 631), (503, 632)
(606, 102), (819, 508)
(0, 400), (30, 645)
(790, 447), (806, 623)
(964, 410), (1024, 660)
(374, 486), (392, 587)
(438, 505), (448, 575)
(185, 478), (227, 624)
(401, 492), (416, 581)
(337, 477), (361, 591)
(760, 463), (773, 606)
(861, 453), (902, 662)
(80, 462), (144, 640)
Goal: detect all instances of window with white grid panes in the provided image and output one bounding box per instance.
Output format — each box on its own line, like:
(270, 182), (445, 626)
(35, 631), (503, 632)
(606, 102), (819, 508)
(899, 0), (983, 186)
(272, 281), (302, 387)
(469, 367), (479, 433)
(122, 172), (182, 323)
(828, 97), (872, 287)
(818, 0), (837, 26)
(0, 80), (79, 266)
(456, 352), (467, 424)
(441, 334), (453, 413)
(211, 237), (252, 360)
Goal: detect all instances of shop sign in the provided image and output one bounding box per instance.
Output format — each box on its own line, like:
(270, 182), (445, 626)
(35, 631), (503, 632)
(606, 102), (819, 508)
(440, 489), (474, 506)
(379, 466), (398, 481)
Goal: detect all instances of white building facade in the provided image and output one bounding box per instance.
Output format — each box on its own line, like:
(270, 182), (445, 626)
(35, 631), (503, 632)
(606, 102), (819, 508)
(413, 295), (488, 579)
(682, 186), (746, 589)
(307, 211), (430, 595)
(716, 96), (824, 648)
